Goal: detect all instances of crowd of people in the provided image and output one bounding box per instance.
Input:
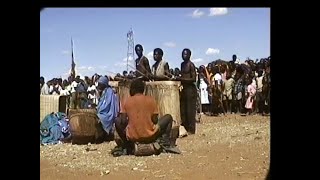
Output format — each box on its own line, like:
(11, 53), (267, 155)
(40, 44), (270, 156)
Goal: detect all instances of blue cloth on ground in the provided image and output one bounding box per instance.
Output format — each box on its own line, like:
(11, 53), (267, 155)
(40, 112), (71, 145)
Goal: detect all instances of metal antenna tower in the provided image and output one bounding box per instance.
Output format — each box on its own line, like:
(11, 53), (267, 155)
(126, 27), (135, 72)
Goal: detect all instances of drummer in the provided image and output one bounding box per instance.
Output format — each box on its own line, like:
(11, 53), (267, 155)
(113, 79), (180, 156)
(151, 48), (172, 81)
(175, 48), (197, 134)
(135, 44), (152, 80)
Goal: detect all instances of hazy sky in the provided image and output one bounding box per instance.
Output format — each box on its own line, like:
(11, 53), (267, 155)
(40, 8), (270, 80)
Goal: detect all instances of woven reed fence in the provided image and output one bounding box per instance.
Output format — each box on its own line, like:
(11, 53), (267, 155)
(40, 95), (68, 122)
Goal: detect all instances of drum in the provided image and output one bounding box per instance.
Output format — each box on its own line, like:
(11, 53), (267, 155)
(69, 109), (105, 144)
(108, 81), (119, 94)
(134, 142), (161, 156)
(118, 80), (131, 106)
(68, 108), (97, 118)
(145, 81), (181, 127)
(109, 81), (120, 106)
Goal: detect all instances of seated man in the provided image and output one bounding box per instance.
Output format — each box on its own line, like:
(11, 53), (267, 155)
(113, 79), (179, 156)
(96, 76), (119, 137)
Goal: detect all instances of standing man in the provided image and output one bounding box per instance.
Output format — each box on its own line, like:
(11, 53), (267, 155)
(255, 69), (264, 114)
(40, 76), (50, 95)
(229, 54), (238, 78)
(135, 44), (152, 80)
(151, 48), (171, 80)
(75, 76), (88, 109)
(176, 48), (197, 134)
(69, 76), (78, 109)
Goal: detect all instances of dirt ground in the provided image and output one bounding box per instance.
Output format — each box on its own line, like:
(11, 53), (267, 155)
(40, 114), (270, 180)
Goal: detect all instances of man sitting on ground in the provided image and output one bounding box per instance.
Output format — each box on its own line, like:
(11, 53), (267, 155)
(96, 76), (119, 137)
(112, 79), (180, 156)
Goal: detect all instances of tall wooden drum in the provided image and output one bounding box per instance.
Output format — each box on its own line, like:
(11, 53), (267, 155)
(118, 80), (131, 106)
(108, 81), (119, 94)
(109, 81), (120, 105)
(145, 81), (181, 127)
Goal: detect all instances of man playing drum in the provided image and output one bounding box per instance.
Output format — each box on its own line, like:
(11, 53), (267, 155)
(135, 44), (152, 80)
(113, 79), (180, 156)
(151, 48), (171, 80)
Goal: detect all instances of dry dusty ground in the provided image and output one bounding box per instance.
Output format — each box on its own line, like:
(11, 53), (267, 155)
(40, 114), (270, 180)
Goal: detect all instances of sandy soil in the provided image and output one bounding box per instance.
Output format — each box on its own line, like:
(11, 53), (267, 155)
(40, 114), (270, 180)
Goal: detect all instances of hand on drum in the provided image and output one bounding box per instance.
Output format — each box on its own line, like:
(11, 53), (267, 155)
(172, 77), (181, 81)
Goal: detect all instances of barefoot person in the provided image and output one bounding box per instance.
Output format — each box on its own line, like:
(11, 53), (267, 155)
(176, 48), (197, 134)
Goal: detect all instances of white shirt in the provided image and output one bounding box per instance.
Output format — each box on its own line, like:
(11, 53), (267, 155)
(66, 85), (72, 93)
(252, 79), (257, 89)
(87, 85), (98, 105)
(70, 81), (78, 93)
(256, 76), (264, 92)
(59, 89), (70, 96)
(87, 85), (96, 92)
(213, 73), (222, 85)
(40, 84), (50, 95)
(49, 85), (54, 94)
(51, 85), (62, 95)
(199, 78), (209, 104)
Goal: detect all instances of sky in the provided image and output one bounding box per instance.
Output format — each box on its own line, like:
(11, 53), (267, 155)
(40, 8), (270, 80)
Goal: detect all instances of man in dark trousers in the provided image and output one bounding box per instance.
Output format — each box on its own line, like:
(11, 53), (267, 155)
(113, 79), (180, 156)
(176, 48), (197, 134)
(135, 44), (152, 80)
